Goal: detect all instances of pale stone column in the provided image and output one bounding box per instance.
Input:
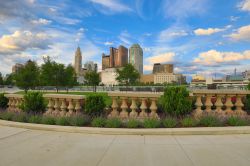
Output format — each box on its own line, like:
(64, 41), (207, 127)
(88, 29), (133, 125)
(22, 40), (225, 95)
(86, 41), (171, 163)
(235, 95), (246, 116)
(7, 97), (12, 112)
(149, 98), (159, 119)
(66, 99), (74, 117)
(11, 98), (16, 112)
(15, 98), (20, 113)
(139, 98), (148, 119)
(225, 95), (234, 115)
(75, 99), (82, 116)
(109, 97), (119, 118)
(120, 97), (128, 119)
(215, 95), (224, 115)
(53, 98), (60, 116)
(60, 99), (67, 117)
(129, 97), (138, 118)
(205, 94), (213, 114)
(45, 98), (54, 115)
(193, 94), (203, 118)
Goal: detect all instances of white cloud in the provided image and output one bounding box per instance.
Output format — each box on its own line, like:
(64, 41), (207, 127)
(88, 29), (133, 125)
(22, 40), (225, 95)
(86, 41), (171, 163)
(162, 0), (208, 19)
(90, 0), (132, 13)
(194, 28), (225, 36)
(228, 25), (250, 41)
(118, 30), (132, 45)
(0, 30), (51, 54)
(230, 16), (240, 22)
(146, 52), (175, 64)
(31, 18), (52, 25)
(193, 49), (250, 66)
(158, 26), (189, 42)
(238, 0), (250, 12)
(143, 65), (153, 71)
(104, 41), (113, 46)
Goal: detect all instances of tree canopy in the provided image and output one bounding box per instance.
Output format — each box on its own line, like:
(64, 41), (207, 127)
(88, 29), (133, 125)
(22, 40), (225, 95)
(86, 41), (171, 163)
(0, 72), (3, 85)
(84, 71), (100, 92)
(116, 64), (140, 86)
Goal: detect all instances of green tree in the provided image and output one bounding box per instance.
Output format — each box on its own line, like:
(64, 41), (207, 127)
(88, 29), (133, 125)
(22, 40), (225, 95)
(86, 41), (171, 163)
(64, 65), (77, 92)
(84, 71), (100, 92)
(4, 74), (14, 85)
(14, 60), (39, 93)
(0, 72), (3, 85)
(116, 64), (140, 86)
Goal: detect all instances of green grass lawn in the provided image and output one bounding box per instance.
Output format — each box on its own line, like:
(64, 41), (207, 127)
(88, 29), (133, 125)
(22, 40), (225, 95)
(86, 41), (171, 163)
(15, 91), (112, 106)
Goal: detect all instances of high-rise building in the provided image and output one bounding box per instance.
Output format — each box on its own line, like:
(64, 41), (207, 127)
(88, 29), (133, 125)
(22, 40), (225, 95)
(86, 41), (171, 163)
(129, 44), (143, 74)
(12, 63), (24, 73)
(153, 63), (173, 74)
(74, 46), (82, 75)
(102, 45), (128, 70)
(84, 61), (97, 72)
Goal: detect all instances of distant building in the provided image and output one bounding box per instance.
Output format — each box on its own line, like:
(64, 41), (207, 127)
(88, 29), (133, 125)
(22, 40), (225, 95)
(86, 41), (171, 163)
(12, 63), (24, 73)
(153, 63), (173, 74)
(129, 44), (143, 74)
(154, 73), (186, 84)
(101, 68), (118, 86)
(243, 70), (250, 81)
(102, 45), (128, 70)
(191, 75), (206, 85)
(74, 46), (82, 75)
(140, 74), (154, 84)
(84, 61), (97, 72)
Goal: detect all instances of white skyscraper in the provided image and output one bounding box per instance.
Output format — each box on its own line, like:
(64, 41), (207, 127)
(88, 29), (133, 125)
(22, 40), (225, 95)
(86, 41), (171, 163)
(129, 44), (143, 74)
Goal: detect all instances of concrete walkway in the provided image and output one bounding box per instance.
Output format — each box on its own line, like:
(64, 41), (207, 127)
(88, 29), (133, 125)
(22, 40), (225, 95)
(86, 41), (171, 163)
(1, 126), (250, 166)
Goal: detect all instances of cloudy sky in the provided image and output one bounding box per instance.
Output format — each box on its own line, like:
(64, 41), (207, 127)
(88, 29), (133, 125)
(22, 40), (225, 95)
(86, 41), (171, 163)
(0, 0), (250, 81)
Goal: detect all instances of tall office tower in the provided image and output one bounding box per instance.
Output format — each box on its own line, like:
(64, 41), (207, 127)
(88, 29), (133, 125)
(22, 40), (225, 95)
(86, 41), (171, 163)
(84, 61), (98, 72)
(129, 44), (143, 74)
(116, 45), (128, 67)
(102, 53), (110, 70)
(74, 46), (82, 75)
(109, 47), (118, 68)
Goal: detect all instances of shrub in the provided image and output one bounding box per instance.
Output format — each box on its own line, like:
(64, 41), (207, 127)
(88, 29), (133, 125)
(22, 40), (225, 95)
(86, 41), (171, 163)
(85, 94), (106, 117)
(91, 117), (106, 127)
(12, 113), (28, 122)
(105, 118), (122, 128)
(159, 86), (192, 117)
(28, 115), (42, 124)
(41, 116), (56, 125)
(143, 118), (161, 128)
(0, 93), (8, 109)
(181, 117), (197, 127)
(21, 92), (46, 114)
(69, 116), (90, 126)
(245, 83), (250, 113)
(227, 116), (248, 126)
(55, 117), (70, 126)
(0, 111), (15, 120)
(126, 119), (141, 128)
(199, 116), (221, 127)
(162, 117), (178, 128)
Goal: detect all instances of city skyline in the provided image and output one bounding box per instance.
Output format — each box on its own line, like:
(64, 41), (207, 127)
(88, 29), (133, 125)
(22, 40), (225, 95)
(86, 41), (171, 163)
(0, 0), (250, 80)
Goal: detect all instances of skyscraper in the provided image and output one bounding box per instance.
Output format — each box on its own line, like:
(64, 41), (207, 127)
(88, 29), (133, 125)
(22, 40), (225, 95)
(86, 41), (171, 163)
(74, 46), (82, 75)
(129, 44), (143, 74)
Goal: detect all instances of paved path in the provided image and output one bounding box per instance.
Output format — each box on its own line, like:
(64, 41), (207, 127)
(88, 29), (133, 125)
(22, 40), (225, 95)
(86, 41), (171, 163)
(0, 126), (250, 166)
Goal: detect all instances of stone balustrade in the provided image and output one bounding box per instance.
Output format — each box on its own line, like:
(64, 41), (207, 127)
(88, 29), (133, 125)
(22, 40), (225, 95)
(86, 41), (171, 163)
(190, 90), (250, 118)
(43, 94), (85, 117)
(4, 94), (85, 117)
(5, 94), (24, 113)
(108, 92), (162, 119)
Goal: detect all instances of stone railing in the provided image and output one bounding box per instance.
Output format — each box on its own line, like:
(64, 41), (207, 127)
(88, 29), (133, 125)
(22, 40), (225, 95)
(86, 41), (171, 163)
(191, 90), (250, 118)
(108, 92), (162, 119)
(4, 94), (85, 117)
(5, 94), (24, 113)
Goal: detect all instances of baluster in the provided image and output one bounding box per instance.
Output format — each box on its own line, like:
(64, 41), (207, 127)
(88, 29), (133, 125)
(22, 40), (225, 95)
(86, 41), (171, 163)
(66, 99), (74, 117)
(109, 97), (119, 118)
(11, 98), (16, 112)
(60, 99), (67, 117)
(120, 97), (128, 119)
(235, 95), (246, 116)
(53, 98), (60, 116)
(139, 98), (148, 119)
(15, 98), (20, 113)
(129, 97), (138, 118)
(149, 98), (159, 119)
(225, 95), (234, 115)
(75, 99), (82, 116)
(193, 94), (203, 118)
(205, 94), (213, 114)
(7, 97), (12, 112)
(215, 95), (224, 115)
(45, 98), (54, 116)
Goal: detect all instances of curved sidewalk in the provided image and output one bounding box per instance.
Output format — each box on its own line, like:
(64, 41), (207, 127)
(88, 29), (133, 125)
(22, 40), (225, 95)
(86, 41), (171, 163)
(1, 120), (250, 135)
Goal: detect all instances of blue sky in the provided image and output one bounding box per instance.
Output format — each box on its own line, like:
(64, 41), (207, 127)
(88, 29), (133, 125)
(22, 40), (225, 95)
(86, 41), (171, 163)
(0, 0), (250, 81)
